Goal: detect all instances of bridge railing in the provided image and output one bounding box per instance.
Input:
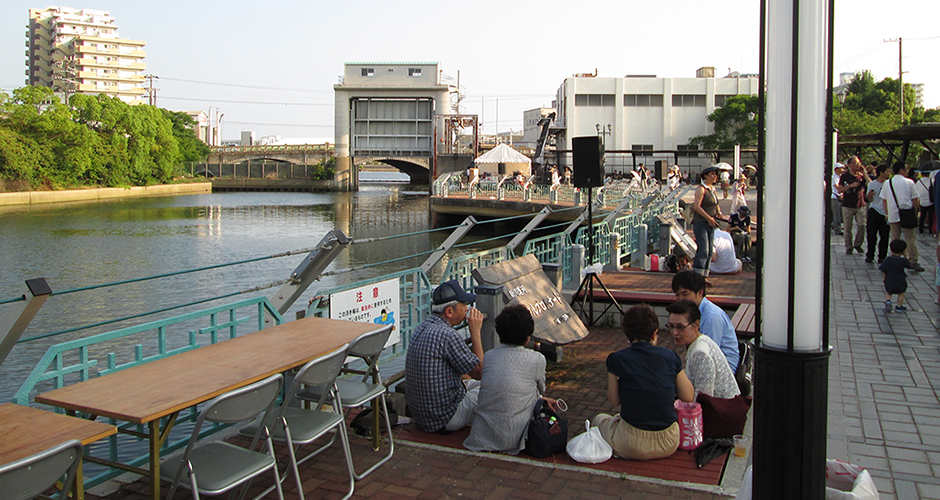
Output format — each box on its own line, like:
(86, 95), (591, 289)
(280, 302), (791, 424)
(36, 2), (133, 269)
(211, 144), (332, 154)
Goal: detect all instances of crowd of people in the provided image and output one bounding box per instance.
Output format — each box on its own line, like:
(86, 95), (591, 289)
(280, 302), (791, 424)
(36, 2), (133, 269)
(829, 156), (940, 309)
(404, 270), (743, 460)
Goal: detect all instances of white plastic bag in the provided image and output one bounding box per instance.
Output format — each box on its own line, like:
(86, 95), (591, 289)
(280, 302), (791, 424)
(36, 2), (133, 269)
(736, 461), (879, 500)
(566, 420), (612, 464)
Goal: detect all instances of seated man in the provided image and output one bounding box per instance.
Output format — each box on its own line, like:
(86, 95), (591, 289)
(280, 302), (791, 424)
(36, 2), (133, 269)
(710, 229), (742, 274)
(671, 271), (739, 373)
(405, 280), (484, 432)
(728, 206), (753, 262)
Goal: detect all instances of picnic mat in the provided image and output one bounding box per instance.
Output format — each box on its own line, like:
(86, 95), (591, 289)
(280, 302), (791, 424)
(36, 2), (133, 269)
(387, 421), (727, 485)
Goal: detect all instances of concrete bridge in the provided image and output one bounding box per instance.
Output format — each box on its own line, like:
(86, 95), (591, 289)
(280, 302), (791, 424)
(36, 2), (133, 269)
(207, 144), (333, 165)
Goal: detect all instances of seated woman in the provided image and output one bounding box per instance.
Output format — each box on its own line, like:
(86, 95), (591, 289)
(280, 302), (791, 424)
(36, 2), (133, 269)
(463, 304), (551, 454)
(594, 304), (695, 460)
(665, 300), (741, 399)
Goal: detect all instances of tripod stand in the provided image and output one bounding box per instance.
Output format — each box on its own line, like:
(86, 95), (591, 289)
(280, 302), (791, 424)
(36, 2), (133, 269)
(571, 186), (623, 326)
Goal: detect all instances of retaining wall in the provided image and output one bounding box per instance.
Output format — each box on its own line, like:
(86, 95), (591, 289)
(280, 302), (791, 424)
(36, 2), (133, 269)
(0, 183), (212, 207)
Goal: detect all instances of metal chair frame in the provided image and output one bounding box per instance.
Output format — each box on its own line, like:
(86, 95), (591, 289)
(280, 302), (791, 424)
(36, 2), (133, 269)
(162, 374), (285, 500)
(0, 439), (83, 500)
(297, 325), (395, 480)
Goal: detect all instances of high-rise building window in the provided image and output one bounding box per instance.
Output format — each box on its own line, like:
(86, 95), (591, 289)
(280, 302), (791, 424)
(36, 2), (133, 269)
(672, 95), (706, 107)
(361, 68), (374, 77)
(624, 94), (664, 107)
(575, 94), (615, 106)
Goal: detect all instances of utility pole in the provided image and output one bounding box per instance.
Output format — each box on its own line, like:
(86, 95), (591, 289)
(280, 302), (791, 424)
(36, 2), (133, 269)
(884, 38), (905, 124)
(144, 74), (159, 106)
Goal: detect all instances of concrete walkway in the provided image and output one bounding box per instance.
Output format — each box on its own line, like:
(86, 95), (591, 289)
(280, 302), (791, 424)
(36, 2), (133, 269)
(828, 227), (940, 500)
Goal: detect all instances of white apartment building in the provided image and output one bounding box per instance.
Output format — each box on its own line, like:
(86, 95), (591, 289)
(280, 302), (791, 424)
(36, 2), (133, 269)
(554, 67), (759, 167)
(26, 7), (147, 104)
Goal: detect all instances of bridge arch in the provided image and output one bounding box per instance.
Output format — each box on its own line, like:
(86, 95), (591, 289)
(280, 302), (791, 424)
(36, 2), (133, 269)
(354, 157), (430, 184)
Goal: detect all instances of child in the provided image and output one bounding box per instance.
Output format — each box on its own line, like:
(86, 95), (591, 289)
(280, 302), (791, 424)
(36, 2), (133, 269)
(880, 239), (913, 312)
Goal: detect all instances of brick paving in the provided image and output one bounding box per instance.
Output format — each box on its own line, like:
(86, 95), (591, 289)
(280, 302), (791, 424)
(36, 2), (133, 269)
(827, 228), (940, 500)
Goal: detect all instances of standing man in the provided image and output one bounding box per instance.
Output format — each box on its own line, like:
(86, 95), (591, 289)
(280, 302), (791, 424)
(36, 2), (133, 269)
(880, 163), (925, 272)
(865, 164), (890, 264)
(405, 280), (484, 432)
(671, 271), (739, 373)
(831, 163), (845, 235)
(838, 156), (870, 255)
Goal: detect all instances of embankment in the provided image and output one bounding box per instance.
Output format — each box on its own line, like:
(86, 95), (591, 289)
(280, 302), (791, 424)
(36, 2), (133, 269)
(0, 182), (212, 207)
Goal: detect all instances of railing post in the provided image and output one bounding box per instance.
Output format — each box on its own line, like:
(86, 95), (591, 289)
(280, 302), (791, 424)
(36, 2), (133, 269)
(632, 224), (648, 266)
(542, 263), (563, 291)
(564, 244), (585, 291)
(0, 278), (52, 369)
(474, 284), (504, 352)
(659, 218), (673, 256)
(604, 233), (621, 273)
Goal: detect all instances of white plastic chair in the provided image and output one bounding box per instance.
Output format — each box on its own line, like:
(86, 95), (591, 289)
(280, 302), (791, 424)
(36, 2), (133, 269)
(296, 325), (394, 480)
(0, 439), (82, 500)
(161, 374), (285, 500)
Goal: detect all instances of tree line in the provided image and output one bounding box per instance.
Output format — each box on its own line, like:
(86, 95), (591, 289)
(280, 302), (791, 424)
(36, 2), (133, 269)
(0, 86), (210, 191)
(690, 70), (940, 166)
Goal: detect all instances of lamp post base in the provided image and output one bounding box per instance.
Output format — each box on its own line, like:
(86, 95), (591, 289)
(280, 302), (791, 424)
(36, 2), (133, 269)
(752, 345), (831, 499)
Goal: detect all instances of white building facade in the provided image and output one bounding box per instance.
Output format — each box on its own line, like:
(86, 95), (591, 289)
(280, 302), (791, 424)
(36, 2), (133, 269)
(554, 68), (758, 169)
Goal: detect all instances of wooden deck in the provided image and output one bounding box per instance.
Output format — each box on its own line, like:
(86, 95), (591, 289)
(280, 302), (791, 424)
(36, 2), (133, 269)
(583, 268), (756, 309)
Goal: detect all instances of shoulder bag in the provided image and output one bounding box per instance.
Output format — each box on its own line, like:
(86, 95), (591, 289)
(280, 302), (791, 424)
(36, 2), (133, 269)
(889, 178), (918, 228)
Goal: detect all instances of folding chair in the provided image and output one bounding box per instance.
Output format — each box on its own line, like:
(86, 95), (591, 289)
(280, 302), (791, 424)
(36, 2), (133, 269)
(239, 344), (355, 500)
(161, 374), (285, 500)
(0, 439), (82, 500)
(296, 325), (394, 480)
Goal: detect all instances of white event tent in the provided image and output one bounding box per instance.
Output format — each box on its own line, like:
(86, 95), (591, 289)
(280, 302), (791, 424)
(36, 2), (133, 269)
(473, 144), (532, 177)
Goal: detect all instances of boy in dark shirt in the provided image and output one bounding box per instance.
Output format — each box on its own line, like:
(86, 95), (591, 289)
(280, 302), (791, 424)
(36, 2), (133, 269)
(880, 239), (913, 313)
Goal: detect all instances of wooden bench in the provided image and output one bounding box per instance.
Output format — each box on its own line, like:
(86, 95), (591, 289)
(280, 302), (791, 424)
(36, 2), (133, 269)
(731, 303), (755, 338)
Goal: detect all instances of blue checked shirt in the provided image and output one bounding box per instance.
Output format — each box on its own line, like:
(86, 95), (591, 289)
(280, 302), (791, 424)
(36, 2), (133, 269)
(405, 314), (480, 432)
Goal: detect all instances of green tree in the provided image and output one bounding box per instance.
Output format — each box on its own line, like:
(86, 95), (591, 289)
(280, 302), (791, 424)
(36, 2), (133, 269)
(161, 110), (210, 162)
(688, 95), (759, 150)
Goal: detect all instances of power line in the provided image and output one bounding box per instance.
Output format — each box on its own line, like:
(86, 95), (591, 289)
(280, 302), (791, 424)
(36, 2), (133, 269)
(159, 76), (332, 94)
(223, 121), (332, 128)
(161, 96), (332, 106)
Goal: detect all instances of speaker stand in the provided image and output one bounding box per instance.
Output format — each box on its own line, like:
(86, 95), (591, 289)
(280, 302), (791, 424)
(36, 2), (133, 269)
(570, 186), (623, 326)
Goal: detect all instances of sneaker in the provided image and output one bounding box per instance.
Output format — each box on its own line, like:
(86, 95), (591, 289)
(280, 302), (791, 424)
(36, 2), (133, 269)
(895, 305), (908, 313)
(742, 256), (752, 263)
(854, 246), (864, 254)
(884, 300), (892, 312)
(911, 263), (926, 272)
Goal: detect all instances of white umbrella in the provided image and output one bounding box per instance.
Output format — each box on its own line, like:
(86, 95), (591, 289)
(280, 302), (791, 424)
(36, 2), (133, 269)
(715, 162), (733, 170)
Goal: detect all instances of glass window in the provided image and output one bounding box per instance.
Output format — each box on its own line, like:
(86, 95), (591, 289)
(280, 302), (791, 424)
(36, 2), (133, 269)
(624, 94), (664, 107)
(677, 144), (699, 157)
(672, 95), (706, 107)
(632, 144), (654, 157)
(361, 68), (374, 77)
(575, 94), (614, 106)
(408, 68), (422, 77)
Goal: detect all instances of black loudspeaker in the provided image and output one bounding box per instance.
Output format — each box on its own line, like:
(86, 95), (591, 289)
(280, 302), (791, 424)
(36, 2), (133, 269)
(572, 136), (604, 188)
(655, 160), (669, 180)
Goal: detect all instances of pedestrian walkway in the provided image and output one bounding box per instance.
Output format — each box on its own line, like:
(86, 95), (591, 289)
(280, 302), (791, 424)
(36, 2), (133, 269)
(828, 229), (940, 500)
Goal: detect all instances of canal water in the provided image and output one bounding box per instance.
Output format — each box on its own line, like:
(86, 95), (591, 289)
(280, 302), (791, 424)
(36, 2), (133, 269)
(0, 179), (503, 403)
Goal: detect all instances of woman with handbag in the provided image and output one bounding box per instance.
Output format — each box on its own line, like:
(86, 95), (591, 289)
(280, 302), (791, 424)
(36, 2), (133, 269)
(463, 305), (556, 454)
(593, 304), (695, 460)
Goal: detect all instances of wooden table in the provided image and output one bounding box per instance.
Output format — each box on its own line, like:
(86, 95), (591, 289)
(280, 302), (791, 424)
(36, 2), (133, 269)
(36, 316), (382, 500)
(0, 402), (117, 499)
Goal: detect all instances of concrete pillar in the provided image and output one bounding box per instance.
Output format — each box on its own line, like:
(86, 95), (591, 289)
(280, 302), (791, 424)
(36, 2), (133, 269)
(474, 284), (504, 352)
(632, 224), (648, 265)
(565, 244), (586, 291)
(604, 233), (621, 273)
(541, 263), (563, 291)
(334, 156), (354, 192)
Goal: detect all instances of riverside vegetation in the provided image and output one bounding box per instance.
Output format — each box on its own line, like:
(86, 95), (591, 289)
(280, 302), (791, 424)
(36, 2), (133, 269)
(0, 86), (210, 192)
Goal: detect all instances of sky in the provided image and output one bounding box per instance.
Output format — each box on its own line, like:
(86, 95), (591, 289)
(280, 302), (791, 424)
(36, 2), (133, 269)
(2, 0), (938, 142)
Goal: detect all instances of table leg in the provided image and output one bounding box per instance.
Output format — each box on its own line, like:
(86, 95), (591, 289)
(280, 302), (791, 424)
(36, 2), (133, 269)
(148, 413), (179, 500)
(74, 459), (85, 500)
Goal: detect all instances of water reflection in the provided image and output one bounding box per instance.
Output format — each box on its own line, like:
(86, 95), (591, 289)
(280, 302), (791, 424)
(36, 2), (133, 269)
(0, 185), (508, 402)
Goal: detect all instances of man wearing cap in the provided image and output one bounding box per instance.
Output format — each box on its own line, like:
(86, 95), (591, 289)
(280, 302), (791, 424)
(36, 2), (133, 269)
(405, 279), (485, 432)
(727, 206), (752, 262)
